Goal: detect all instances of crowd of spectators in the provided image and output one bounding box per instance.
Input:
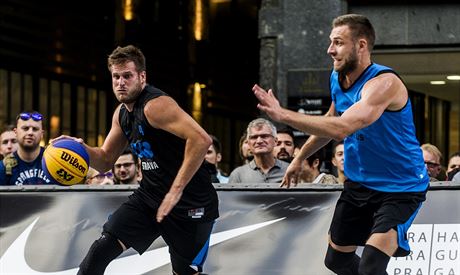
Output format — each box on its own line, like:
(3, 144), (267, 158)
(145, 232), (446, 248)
(0, 111), (459, 185)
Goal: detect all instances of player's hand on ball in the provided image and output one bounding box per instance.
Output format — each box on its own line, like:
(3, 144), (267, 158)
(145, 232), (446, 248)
(156, 190), (183, 223)
(50, 135), (84, 145)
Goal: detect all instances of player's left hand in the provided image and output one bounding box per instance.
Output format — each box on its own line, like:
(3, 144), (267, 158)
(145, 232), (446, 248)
(156, 190), (183, 223)
(252, 84), (285, 122)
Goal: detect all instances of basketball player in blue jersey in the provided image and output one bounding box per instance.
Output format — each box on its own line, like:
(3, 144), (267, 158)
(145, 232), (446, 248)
(56, 45), (219, 275)
(253, 14), (429, 275)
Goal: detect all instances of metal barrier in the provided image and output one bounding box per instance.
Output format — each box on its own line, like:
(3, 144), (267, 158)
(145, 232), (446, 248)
(0, 182), (459, 274)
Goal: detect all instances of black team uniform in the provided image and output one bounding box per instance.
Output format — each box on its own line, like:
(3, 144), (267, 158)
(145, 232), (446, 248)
(79, 85), (219, 275)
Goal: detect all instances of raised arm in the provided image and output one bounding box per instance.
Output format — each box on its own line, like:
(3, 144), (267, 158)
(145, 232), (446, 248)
(143, 96), (212, 222)
(252, 73), (406, 141)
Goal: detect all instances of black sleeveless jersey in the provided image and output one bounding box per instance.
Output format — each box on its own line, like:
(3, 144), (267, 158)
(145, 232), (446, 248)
(119, 85), (219, 221)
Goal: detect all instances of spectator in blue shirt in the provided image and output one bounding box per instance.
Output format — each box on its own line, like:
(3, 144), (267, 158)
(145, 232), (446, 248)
(0, 111), (52, 185)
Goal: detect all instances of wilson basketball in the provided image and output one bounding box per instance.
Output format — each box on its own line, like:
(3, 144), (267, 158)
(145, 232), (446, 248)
(42, 138), (90, 185)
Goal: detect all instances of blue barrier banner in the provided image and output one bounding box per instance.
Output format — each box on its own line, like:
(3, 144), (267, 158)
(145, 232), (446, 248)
(0, 184), (459, 274)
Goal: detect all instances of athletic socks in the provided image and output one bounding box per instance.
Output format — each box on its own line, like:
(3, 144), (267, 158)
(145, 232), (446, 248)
(359, 244), (390, 275)
(324, 245), (360, 275)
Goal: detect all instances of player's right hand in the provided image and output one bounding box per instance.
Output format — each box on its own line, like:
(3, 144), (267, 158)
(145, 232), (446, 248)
(280, 158), (303, 188)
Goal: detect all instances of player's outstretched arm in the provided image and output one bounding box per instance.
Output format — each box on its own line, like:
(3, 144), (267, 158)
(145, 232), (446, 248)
(281, 103), (336, 188)
(144, 95), (212, 222)
(50, 105), (128, 173)
(252, 75), (403, 141)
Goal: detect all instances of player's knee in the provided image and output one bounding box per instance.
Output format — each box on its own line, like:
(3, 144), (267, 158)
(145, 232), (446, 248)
(324, 244), (357, 273)
(78, 232), (124, 275)
(358, 245), (390, 275)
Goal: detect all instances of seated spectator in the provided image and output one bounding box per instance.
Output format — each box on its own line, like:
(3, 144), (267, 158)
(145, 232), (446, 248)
(0, 124), (18, 160)
(446, 151), (460, 181)
(421, 143), (442, 181)
(299, 150), (338, 184)
(228, 118), (289, 183)
(113, 149), (141, 184)
(86, 167), (115, 185)
(0, 111), (53, 185)
(273, 127), (295, 163)
(205, 135), (228, 183)
(331, 140), (346, 184)
(238, 131), (253, 164)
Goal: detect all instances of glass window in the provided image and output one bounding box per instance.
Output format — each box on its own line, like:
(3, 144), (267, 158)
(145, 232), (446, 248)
(77, 86), (86, 139)
(62, 83), (71, 135)
(98, 90), (107, 146)
(49, 80), (61, 139)
(0, 69), (8, 125)
(23, 74), (33, 111)
(11, 72), (21, 117)
(86, 88), (97, 146)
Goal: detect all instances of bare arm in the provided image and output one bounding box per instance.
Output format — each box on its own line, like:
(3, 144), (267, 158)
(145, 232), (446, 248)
(252, 73), (407, 141)
(51, 105), (128, 173)
(144, 96), (212, 222)
(86, 105), (129, 172)
(281, 104), (335, 187)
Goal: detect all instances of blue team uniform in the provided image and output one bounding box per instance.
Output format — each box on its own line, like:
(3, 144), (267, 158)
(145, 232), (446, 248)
(328, 63), (429, 257)
(330, 63), (429, 192)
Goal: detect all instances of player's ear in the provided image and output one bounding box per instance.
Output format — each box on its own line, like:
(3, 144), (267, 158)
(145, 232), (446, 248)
(358, 38), (368, 52)
(140, 71), (146, 84)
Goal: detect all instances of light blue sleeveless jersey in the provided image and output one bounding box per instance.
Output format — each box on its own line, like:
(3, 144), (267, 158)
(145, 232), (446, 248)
(330, 63), (429, 192)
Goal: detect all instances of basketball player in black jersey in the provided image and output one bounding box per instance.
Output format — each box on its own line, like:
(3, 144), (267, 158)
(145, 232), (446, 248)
(56, 45), (219, 275)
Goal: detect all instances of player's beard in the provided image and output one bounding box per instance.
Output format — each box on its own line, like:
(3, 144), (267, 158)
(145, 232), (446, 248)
(337, 46), (358, 75)
(118, 79), (144, 104)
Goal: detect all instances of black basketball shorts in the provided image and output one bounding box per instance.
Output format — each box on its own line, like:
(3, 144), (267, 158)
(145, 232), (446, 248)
(329, 180), (427, 257)
(103, 193), (215, 274)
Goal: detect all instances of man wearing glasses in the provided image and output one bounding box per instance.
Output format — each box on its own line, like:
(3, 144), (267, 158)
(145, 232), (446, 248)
(85, 168), (115, 185)
(113, 148), (141, 184)
(0, 111), (52, 185)
(228, 117), (289, 183)
(421, 143), (443, 181)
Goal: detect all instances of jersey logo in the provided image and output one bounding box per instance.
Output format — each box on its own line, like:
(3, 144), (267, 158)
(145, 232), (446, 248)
(130, 141), (154, 159)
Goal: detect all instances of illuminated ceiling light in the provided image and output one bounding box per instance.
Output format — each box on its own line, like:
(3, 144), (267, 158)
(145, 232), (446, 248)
(193, 82), (202, 110)
(123, 0), (134, 21)
(194, 0), (203, 41)
(192, 82), (202, 123)
(430, 80), (446, 85)
(447, 75), (460, 81)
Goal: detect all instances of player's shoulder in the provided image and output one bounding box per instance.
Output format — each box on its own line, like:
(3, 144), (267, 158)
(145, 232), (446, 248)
(366, 71), (403, 91)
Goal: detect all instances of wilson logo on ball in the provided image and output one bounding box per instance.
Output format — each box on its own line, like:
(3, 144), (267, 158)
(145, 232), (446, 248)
(60, 151), (87, 174)
(42, 138), (90, 185)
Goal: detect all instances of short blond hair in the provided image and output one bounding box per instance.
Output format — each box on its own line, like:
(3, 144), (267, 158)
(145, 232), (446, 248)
(421, 143), (442, 163)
